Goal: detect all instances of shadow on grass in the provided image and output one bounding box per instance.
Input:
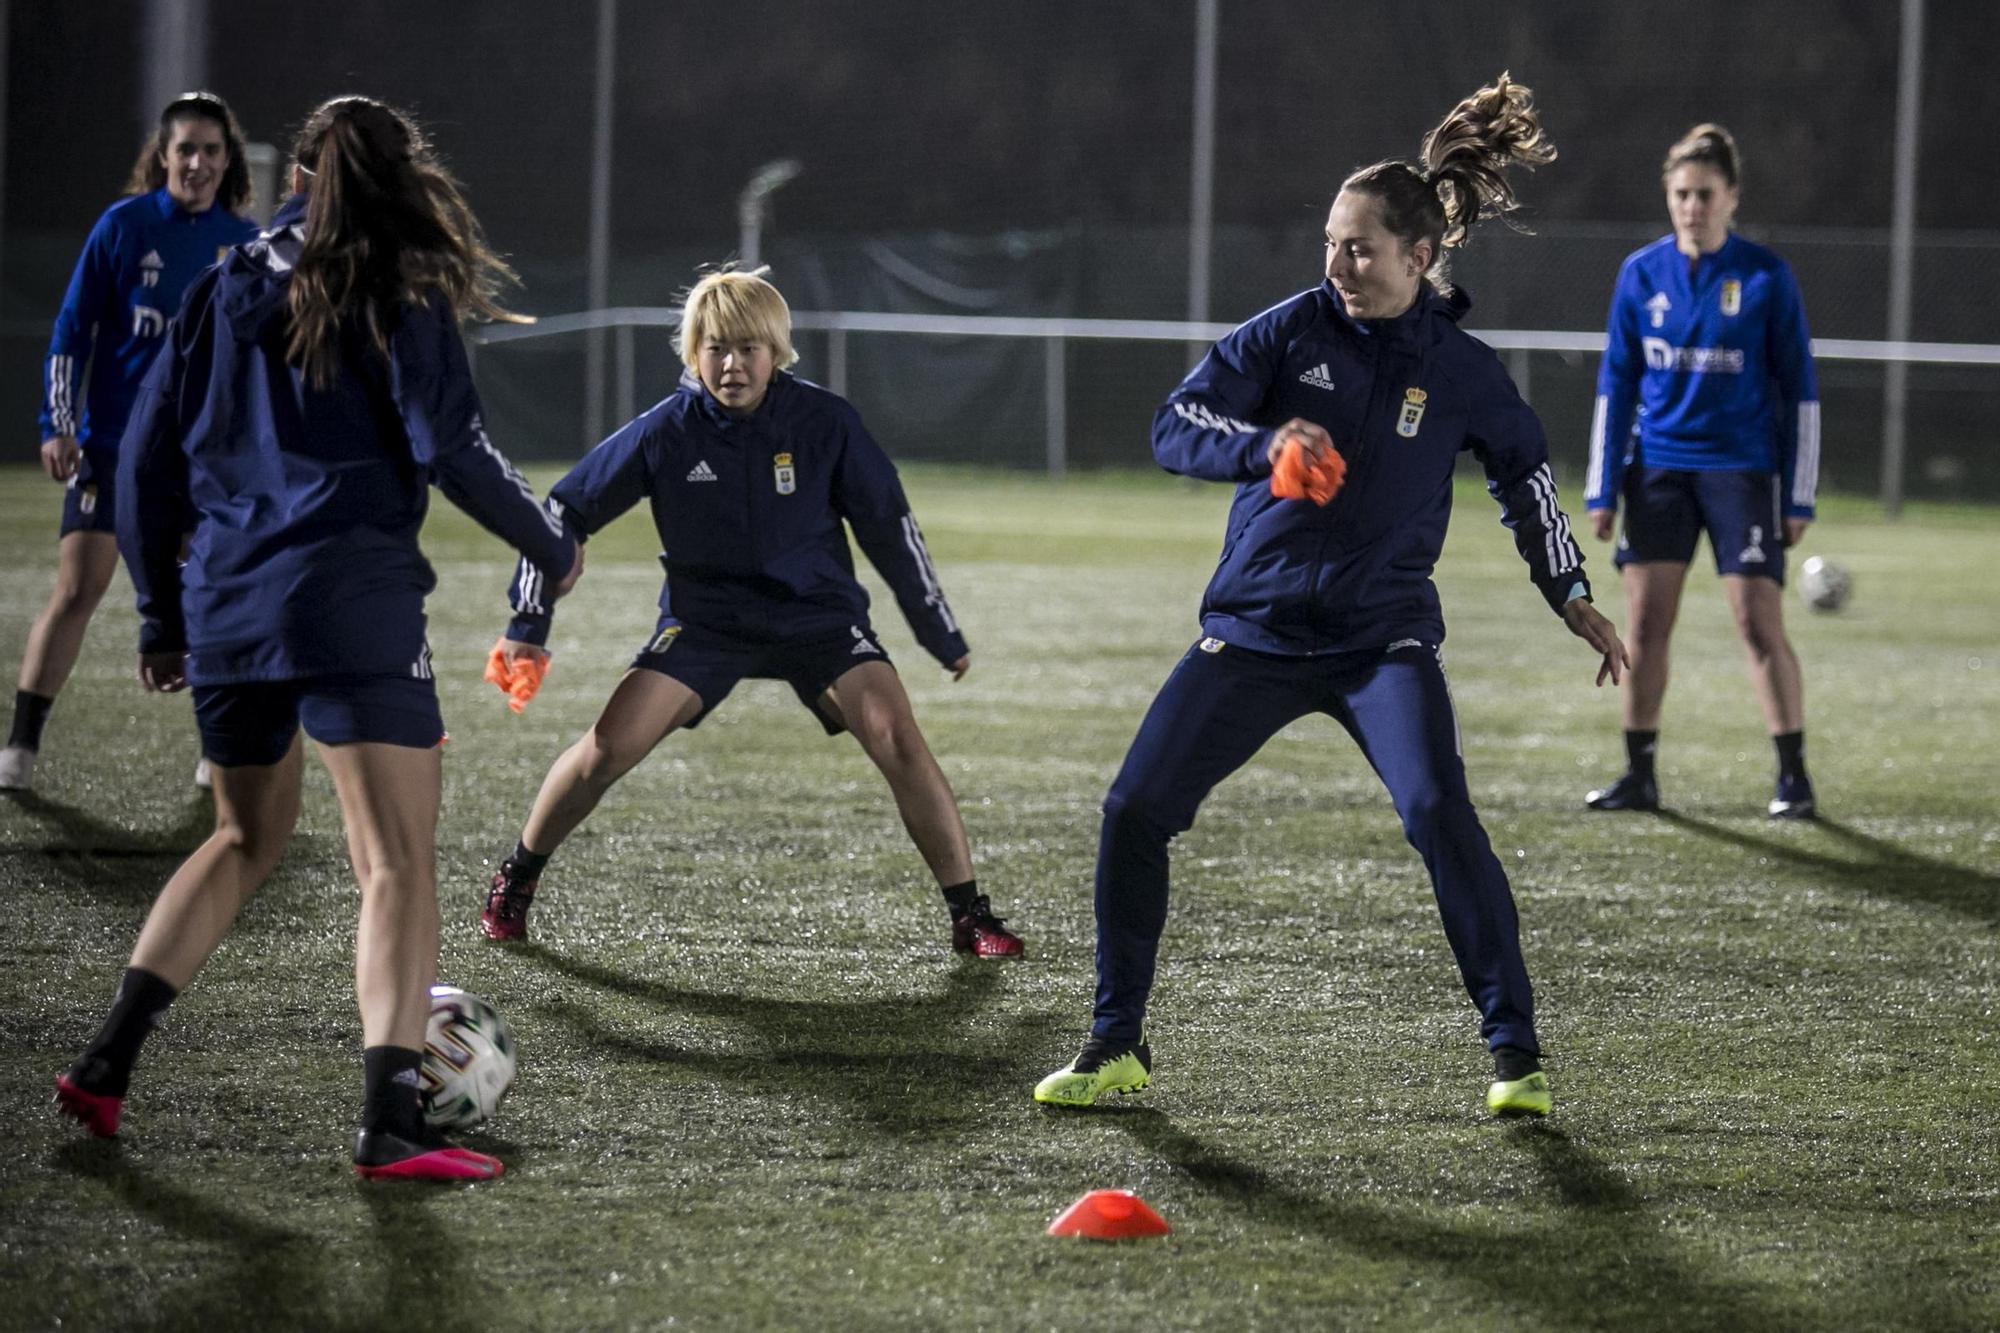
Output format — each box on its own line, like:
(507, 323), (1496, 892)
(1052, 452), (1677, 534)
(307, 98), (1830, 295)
(515, 943), (1064, 1140)
(51, 1137), (487, 1333)
(2, 789), (211, 858)
(52, 1137), (326, 1331)
(1659, 810), (2000, 925)
(1105, 1110), (1803, 1333)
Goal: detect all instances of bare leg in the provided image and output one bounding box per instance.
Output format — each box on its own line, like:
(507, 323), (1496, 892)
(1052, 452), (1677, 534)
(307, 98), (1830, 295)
(826, 661), (973, 887)
(1722, 575), (1804, 734)
(1619, 561), (1690, 731)
(17, 531), (119, 699)
(317, 740), (444, 1051)
(128, 736), (305, 987)
(518, 668), (703, 856)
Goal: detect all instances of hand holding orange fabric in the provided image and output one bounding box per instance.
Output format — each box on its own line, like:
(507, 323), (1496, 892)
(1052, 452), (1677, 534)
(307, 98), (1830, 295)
(1268, 421), (1346, 506)
(485, 639), (551, 713)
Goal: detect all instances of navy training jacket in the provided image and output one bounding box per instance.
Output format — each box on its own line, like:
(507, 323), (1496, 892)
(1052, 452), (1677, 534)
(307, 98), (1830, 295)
(117, 196), (575, 684)
(505, 371), (968, 668)
(1153, 280), (1588, 655)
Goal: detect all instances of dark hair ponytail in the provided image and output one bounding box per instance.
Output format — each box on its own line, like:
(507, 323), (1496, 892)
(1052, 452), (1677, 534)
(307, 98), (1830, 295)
(1340, 72), (1556, 294)
(286, 96), (526, 388)
(124, 90), (254, 214)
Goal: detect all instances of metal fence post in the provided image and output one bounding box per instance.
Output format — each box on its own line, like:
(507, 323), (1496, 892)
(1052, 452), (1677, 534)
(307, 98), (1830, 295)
(1045, 336), (1067, 478)
(827, 326), (848, 399)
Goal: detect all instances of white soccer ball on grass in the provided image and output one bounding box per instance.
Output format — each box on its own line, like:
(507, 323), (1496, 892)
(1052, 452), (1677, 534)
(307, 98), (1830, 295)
(1797, 555), (1853, 613)
(421, 985), (517, 1130)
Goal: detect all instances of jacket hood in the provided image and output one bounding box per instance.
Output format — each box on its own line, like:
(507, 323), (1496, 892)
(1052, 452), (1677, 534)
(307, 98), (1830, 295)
(216, 195), (307, 339)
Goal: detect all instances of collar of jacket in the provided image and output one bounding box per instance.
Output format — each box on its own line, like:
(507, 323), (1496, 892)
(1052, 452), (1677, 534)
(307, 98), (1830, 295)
(151, 186), (219, 223)
(691, 369), (791, 429)
(1319, 279), (1472, 351)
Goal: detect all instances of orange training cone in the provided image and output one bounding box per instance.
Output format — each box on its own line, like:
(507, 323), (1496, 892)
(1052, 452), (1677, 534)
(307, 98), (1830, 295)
(1046, 1189), (1171, 1240)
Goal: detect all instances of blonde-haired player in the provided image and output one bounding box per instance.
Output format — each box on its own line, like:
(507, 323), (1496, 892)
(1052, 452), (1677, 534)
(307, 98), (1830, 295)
(481, 268), (1024, 958)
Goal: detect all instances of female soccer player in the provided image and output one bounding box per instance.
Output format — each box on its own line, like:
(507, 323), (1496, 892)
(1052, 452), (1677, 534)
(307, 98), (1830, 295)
(1, 93), (259, 792)
(53, 96), (582, 1182)
(1582, 124), (1821, 819)
(479, 268), (1023, 960)
(1033, 75), (1626, 1118)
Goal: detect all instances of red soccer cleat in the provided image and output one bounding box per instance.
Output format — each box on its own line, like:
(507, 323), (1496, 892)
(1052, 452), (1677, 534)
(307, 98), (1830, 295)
(952, 894), (1026, 959)
(353, 1129), (503, 1182)
(54, 1074), (122, 1137)
(480, 862), (538, 942)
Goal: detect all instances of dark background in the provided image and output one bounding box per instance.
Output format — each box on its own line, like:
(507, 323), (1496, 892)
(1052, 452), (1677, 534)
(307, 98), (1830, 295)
(5, 1), (1996, 495)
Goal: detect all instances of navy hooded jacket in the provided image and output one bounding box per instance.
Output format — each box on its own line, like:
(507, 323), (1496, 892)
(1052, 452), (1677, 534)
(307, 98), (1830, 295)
(505, 371), (967, 669)
(117, 196), (574, 684)
(1153, 280), (1588, 655)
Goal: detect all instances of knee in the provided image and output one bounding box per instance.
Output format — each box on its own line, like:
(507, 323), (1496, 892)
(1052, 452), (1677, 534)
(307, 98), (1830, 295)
(576, 728), (643, 788)
(1396, 784), (1464, 850)
(857, 713), (926, 772)
(1101, 782), (1186, 846)
(212, 815), (291, 878)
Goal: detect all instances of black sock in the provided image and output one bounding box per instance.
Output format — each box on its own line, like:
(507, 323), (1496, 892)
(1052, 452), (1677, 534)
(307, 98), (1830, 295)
(71, 967), (179, 1096)
(8, 690), (53, 752)
(1774, 730), (1806, 781)
(508, 841), (550, 878)
(1494, 1045), (1542, 1081)
(941, 880), (979, 917)
(361, 1045), (429, 1139)
(1624, 729), (1659, 781)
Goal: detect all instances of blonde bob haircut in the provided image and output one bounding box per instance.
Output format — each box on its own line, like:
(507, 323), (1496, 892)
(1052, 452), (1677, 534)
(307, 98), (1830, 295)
(677, 266), (799, 371)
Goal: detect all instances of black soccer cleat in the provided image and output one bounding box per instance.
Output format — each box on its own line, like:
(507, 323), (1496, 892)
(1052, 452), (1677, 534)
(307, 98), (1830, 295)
(1768, 772), (1817, 820)
(353, 1127), (502, 1181)
(1585, 772), (1660, 812)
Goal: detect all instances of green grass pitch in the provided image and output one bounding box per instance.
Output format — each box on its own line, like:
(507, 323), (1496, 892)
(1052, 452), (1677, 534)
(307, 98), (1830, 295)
(2, 461), (1996, 1330)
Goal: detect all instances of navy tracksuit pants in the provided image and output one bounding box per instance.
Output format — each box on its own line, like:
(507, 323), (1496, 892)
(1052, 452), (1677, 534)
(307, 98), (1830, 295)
(1091, 638), (1539, 1054)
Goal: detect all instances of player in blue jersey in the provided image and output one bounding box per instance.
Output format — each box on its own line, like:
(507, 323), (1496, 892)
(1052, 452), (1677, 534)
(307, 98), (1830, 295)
(1032, 76), (1627, 1118)
(52, 97), (582, 1182)
(1, 93), (259, 793)
(479, 268), (1024, 960)
(1582, 125), (1821, 819)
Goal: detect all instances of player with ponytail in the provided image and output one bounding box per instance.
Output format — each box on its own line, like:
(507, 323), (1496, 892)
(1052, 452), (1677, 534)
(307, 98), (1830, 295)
(1035, 76), (1625, 1120)
(1582, 124), (1823, 819)
(54, 97), (581, 1182)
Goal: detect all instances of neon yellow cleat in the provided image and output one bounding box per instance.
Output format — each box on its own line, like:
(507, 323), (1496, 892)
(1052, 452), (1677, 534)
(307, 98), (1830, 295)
(1033, 1036), (1152, 1107)
(1487, 1070), (1552, 1117)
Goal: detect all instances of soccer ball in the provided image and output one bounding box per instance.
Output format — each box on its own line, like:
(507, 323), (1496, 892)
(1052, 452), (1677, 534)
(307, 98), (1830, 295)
(1797, 556), (1852, 613)
(422, 985), (517, 1130)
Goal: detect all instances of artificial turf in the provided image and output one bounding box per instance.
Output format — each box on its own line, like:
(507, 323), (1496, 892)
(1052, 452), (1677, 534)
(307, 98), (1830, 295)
(2, 462), (1996, 1330)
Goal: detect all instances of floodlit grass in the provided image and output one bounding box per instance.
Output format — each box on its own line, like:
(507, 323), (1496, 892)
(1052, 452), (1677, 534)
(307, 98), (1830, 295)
(2, 461), (1996, 1330)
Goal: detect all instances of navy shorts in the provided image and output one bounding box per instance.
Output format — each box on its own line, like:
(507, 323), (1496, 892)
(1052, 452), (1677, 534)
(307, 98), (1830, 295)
(631, 616), (892, 736)
(1614, 466), (1786, 582)
(192, 674), (446, 768)
(58, 450), (118, 537)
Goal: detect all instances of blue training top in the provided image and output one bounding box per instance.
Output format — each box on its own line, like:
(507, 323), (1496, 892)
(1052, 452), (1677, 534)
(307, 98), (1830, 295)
(1585, 233), (1820, 519)
(117, 196), (575, 684)
(1153, 280), (1589, 656)
(505, 370), (969, 669)
(41, 187), (257, 456)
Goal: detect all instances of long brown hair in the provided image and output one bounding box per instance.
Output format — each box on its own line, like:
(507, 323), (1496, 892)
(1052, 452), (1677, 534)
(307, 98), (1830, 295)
(285, 96), (527, 388)
(124, 91), (253, 213)
(1340, 73), (1556, 294)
